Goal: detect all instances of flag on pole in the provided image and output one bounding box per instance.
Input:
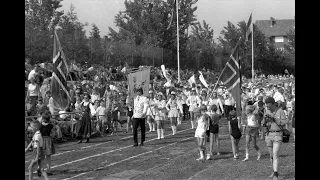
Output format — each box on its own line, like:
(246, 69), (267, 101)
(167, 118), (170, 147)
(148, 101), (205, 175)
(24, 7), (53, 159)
(161, 65), (170, 81)
(166, 0), (176, 30)
(246, 13), (252, 41)
(51, 30), (70, 110)
(188, 75), (196, 87)
(220, 39), (242, 117)
(199, 71), (209, 88)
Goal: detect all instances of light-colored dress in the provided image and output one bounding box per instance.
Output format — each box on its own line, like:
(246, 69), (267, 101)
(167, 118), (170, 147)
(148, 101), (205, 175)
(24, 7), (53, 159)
(153, 99), (167, 121)
(166, 99), (183, 118)
(194, 115), (208, 138)
(186, 95), (201, 112)
(146, 98), (156, 116)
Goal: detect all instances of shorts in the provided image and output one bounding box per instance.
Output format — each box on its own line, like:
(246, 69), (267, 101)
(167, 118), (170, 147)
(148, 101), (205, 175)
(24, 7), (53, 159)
(265, 132), (283, 147)
(244, 126), (259, 137)
(209, 124), (219, 134)
(127, 111), (133, 118)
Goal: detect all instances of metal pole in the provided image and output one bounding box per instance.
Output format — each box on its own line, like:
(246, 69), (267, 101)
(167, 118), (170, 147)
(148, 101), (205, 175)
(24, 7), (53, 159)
(251, 15), (254, 83)
(176, 0), (180, 82)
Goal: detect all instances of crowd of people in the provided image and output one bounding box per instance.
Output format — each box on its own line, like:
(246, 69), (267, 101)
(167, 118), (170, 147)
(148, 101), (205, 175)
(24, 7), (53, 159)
(25, 60), (295, 180)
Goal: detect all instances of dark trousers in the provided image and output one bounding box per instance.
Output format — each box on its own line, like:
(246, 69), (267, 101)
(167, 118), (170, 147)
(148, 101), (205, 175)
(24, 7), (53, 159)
(132, 118), (146, 144)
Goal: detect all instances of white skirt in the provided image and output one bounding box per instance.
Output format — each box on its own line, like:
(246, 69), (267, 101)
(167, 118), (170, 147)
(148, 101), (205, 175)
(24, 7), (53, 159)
(146, 107), (155, 116)
(189, 105), (197, 112)
(168, 109), (180, 118)
(194, 128), (206, 138)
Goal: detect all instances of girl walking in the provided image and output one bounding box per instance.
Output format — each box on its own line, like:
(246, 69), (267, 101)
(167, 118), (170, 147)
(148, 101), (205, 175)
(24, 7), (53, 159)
(166, 92), (183, 135)
(228, 110), (242, 159)
(194, 105), (210, 161)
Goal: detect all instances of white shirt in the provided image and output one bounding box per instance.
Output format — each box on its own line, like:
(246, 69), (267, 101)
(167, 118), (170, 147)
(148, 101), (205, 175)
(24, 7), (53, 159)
(28, 69), (36, 80)
(32, 131), (43, 148)
(28, 83), (39, 96)
(247, 114), (258, 127)
(274, 93), (285, 103)
(133, 95), (148, 118)
(110, 85), (119, 92)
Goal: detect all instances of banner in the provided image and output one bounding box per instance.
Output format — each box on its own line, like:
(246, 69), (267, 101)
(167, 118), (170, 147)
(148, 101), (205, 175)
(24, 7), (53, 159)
(127, 67), (150, 100)
(188, 75), (196, 87)
(199, 71), (209, 88)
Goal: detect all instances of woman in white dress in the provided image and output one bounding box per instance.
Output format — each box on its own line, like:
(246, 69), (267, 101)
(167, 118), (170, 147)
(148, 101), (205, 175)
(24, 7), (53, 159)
(166, 92), (183, 135)
(186, 89), (201, 129)
(153, 92), (167, 139)
(146, 91), (156, 132)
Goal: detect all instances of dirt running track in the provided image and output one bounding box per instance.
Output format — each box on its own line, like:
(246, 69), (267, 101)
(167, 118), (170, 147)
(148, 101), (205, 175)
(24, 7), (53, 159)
(25, 119), (295, 180)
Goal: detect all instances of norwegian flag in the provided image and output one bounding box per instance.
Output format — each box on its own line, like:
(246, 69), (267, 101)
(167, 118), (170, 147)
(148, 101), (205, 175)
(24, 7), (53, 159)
(220, 39), (242, 116)
(51, 30), (70, 110)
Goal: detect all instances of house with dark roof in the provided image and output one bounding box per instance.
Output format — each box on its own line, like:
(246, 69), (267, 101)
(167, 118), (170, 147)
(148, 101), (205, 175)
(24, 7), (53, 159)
(255, 17), (295, 51)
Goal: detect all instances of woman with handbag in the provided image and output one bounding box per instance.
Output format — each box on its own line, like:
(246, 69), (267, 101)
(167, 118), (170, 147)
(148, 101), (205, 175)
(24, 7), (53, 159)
(262, 97), (289, 180)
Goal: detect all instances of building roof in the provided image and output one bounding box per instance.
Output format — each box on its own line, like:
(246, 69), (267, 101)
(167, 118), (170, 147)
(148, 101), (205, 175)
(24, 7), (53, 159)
(255, 19), (294, 37)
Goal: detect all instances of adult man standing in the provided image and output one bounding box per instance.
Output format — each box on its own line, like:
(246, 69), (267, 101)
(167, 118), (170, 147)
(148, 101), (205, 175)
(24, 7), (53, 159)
(132, 88), (148, 147)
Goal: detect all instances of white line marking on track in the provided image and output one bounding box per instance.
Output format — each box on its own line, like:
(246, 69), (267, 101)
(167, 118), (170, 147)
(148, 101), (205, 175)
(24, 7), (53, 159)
(62, 136), (194, 180)
(26, 127), (193, 175)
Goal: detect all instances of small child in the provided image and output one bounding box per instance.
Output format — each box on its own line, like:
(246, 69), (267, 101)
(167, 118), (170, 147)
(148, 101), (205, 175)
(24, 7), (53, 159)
(96, 100), (107, 136)
(36, 98), (45, 114)
(111, 101), (121, 134)
(228, 110), (242, 159)
(206, 104), (221, 160)
(40, 112), (55, 176)
(25, 120), (49, 180)
(194, 105), (210, 161)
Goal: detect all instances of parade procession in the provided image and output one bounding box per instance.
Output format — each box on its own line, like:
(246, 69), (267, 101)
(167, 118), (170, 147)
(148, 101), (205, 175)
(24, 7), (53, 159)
(25, 0), (295, 180)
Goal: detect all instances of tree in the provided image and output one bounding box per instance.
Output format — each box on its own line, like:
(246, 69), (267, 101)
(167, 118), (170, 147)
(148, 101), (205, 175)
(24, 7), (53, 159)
(108, 0), (198, 67)
(57, 4), (90, 65)
(187, 20), (216, 69)
(25, 0), (64, 64)
(89, 24), (104, 65)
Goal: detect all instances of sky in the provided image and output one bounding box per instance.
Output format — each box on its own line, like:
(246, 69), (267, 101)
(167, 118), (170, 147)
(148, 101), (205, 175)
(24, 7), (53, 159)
(60, 0), (295, 39)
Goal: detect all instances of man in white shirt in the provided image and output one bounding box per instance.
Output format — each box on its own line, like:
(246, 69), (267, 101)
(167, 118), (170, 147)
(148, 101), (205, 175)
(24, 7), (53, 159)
(132, 88), (148, 146)
(28, 66), (39, 81)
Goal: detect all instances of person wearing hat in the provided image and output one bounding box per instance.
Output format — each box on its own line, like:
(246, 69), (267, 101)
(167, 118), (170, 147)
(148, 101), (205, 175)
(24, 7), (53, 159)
(132, 87), (148, 146)
(186, 89), (201, 129)
(261, 97), (289, 180)
(242, 105), (261, 162)
(146, 90), (156, 132)
(166, 92), (183, 135)
(154, 92), (167, 139)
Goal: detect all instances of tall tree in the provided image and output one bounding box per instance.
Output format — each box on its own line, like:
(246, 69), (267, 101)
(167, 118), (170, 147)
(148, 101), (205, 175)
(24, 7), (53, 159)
(90, 24), (104, 65)
(57, 4), (90, 65)
(25, 0), (64, 64)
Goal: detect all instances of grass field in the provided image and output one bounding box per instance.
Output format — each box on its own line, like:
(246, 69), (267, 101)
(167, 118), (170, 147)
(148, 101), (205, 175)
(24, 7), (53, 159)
(25, 118), (295, 180)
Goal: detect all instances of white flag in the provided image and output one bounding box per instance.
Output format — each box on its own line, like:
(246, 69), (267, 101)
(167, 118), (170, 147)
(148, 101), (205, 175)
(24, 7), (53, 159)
(188, 75), (196, 87)
(161, 65), (170, 81)
(199, 71), (209, 88)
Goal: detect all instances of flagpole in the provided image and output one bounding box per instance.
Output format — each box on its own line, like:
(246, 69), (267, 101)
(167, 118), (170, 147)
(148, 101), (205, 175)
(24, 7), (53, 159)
(176, 0), (180, 83)
(251, 13), (254, 83)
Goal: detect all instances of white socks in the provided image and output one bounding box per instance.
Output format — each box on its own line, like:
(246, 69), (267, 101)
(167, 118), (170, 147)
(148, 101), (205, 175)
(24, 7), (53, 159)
(157, 129), (161, 139)
(160, 129), (164, 139)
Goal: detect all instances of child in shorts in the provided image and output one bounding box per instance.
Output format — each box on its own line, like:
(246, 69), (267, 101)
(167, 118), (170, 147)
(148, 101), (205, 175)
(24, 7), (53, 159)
(25, 120), (49, 180)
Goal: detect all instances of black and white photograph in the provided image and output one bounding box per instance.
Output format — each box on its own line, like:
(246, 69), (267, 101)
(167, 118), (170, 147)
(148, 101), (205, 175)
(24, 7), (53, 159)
(25, 0), (295, 179)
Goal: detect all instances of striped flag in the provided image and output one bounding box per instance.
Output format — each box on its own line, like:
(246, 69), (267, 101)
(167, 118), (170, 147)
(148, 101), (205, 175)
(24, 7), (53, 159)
(220, 39), (242, 117)
(51, 30), (70, 110)
(245, 13), (252, 41)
